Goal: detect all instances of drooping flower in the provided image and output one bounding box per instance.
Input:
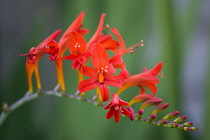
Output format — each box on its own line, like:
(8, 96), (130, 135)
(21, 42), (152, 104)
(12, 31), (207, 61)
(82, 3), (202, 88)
(116, 62), (163, 95)
(78, 43), (123, 102)
(20, 30), (61, 92)
(104, 93), (130, 122)
(45, 11), (90, 91)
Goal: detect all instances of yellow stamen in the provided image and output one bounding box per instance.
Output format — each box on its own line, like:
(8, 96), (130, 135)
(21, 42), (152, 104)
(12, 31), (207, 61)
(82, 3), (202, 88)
(98, 72), (104, 83)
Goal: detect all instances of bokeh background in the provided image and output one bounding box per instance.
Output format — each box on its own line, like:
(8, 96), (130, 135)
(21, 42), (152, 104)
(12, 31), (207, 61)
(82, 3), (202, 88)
(0, 0), (209, 140)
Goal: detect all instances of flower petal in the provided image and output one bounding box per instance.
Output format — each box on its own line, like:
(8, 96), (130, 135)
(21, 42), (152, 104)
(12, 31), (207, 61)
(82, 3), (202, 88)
(91, 43), (109, 70)
(68, 31), (87, 54)
(104, 75), (123, 88)
(78, 78), (98, 93)
(106, 107), (115, 119)
(114, 110), (121, 122)
(82, 66), (97, 78)
(99, 84), (110, 102)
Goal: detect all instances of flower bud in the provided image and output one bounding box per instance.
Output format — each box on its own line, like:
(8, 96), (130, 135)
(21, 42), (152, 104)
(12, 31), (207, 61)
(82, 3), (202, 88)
(183, 122), (193, 127)
(151, 103), (170, 114)
(127, 106), (135, 121)
(163, 111), (180, 120)
(173, 116), (187, 123)
(157, 119), (168, 126)
(140, 97), (162, 109)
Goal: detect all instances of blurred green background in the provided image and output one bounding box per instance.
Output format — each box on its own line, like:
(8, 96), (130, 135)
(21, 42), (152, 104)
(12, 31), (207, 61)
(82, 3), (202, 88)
(1, 0), (209, 140)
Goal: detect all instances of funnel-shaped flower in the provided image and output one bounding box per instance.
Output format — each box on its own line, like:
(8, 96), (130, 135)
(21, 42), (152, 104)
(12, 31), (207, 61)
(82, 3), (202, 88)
(46, 11), (89, 91)
(104, 93), (130, 122)
(20, 30), (61, 92)
(116, 62), (163, 95)
(78, 43), (123, 102)
(108, 28), (143, 79)
(62, 31), (91, 70)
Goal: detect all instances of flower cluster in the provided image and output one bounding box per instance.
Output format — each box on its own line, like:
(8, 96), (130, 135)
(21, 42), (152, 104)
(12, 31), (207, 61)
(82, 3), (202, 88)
(19, 12), (198, 131)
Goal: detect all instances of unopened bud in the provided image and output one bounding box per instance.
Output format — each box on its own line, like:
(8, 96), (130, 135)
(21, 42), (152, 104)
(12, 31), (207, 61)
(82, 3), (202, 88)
(151, 103), (170, 114)
(173, 116), (187, 123)
(183, 122), (193, 127)
(147, 114), (156, 123)
(140, 98), (162, 109)
(191, 127), (198, 131)
(127, 107), (135, 121)
(157, 119), (168, 126)
(183, 127), (191, 131)
(137, 109), (144, 120)
(163, 111), (180, 120)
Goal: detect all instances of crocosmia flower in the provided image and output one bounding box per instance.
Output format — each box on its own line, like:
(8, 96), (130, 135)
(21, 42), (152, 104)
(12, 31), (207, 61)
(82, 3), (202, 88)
(45, 40), (60, 61)
(116, 62), (163, 95)
(104, 93), (130, 122)
(62, 31), (91, 70)
(20, 30), (61, 92)
(45, 11), (89, 91)
(78, 43), (123, 102)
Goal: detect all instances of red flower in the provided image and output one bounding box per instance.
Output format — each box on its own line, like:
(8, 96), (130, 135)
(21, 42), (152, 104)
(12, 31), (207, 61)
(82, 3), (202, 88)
(20, 30), (61, 92)
(78, 43), (123, 102)
(62, 31), (91, 70)
(45, 11), (90, 91)
(45, 40), (60, 61)
(116, 62), (163, 95)
(104, 93), (130, 122)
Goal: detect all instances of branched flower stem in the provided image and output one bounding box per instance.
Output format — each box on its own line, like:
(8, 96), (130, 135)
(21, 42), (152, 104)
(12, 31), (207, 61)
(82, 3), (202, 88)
(0, 85), (198, 131)
(0, 85), (103, 127)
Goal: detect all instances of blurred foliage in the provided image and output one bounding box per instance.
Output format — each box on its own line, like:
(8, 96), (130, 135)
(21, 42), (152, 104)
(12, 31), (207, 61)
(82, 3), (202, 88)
(0, 0), (209, 140)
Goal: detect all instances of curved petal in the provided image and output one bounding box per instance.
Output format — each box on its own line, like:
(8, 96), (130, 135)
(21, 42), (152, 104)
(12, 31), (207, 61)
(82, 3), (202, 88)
(104, 75), (123, 88)
(99, 84), (110, 102)
(61, 54), (77, 61)
(78, 78), (98, 93)
(106, 107), (115, 119)
(68, 31), (87, 54)
(114, 110), (121, 122)
(82, 66), (97, 78)
(87, 13), (106, 51)
(91, 43), (109, 70)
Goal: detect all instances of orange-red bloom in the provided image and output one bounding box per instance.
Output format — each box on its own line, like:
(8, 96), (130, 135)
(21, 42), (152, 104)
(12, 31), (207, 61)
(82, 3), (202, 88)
(116, 62), (163, 95)
(78, 43), (123, 102)
(104, 93), (130, 122)
(20, 30), (61, 92)
(62, 31), (91, 70)
(45, 11), (90, 91)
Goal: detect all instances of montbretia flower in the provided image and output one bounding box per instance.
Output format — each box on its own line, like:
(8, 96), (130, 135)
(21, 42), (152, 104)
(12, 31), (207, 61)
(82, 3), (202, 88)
(46, 11), (89, 91)
(116, 62), (163, 95)
(104, 93), (130, 122)
(78, 43), (123, 102)
(62, 31), (91, 70)
(45, 40), (59, 61)
(20, 30), (61, 92)
(108, 28), (144, 79)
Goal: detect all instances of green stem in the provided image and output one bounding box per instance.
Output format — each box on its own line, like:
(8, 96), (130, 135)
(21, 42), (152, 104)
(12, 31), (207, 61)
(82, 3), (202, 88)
(0, 89), (101, 127)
